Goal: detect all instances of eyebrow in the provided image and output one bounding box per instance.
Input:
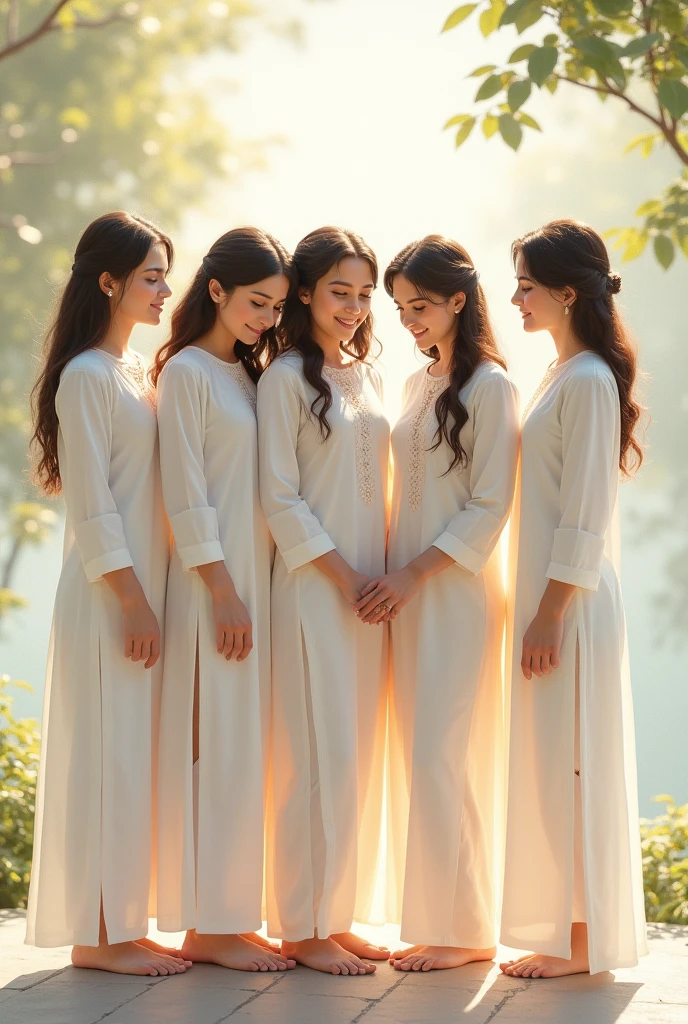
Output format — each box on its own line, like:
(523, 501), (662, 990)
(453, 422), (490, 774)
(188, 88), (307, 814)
(144, 266), (166, 273)
(395, 296), (425, 305)
(517, 275), (534, 283)
(328, 279), (374, 289)
(249, 290), (280, 300)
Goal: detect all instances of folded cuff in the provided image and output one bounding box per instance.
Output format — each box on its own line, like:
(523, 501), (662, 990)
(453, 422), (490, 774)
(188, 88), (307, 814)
(170, 507), (222, 570)
(548, 527), (604, 592)
(74, 512), (134, 583)
(282, 532), (336, 572)
(546, 561), (600, 591)
(178, 540), (225, 572)
(432, 532), (485, 576)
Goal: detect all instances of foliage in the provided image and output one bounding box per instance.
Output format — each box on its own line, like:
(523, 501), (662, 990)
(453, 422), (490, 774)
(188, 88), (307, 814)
(0, 674), (40, 909)
(641, 795), (688, 923)
(0, 0), (296, 594)
(441, 0), (688, 266)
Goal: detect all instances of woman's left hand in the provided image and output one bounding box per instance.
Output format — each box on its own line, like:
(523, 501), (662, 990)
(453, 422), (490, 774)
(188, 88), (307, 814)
(353, 567), (424, 624)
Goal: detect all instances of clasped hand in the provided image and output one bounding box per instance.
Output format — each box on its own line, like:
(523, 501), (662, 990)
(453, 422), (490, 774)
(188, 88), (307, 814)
(353, 567), (423, 624)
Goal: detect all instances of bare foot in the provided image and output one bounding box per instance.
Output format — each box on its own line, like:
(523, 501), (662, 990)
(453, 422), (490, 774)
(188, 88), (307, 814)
(72, 940), (187, 976)
(390, 944), (496, 972)
(136, 937), (192, 967)
(500, 923), (590, 979)
(182, 931), (295, 972)
(282, 937), (377, 976)
(332, 930), (390, 960)
(241, 932), (281, 953)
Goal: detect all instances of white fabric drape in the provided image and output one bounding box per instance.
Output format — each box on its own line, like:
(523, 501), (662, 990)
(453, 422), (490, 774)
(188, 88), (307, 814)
(257, 353), (390, 941)
(26, 350), (168, 947)
(387, 363), (519, 946)
(156, 348), (272, 934)
(501, 351), (647, 974)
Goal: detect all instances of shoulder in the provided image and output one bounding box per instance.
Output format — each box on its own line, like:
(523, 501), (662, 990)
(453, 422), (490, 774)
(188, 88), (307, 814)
(58, 350), (114, 398)
(468, 361), (519, 405)
(258, 351), (305, 391)
(159, 348), (208, 386)
(561, 352), (618, 401)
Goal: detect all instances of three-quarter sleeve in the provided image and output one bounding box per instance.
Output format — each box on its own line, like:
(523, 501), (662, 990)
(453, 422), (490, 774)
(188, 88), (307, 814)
(157, 361), (224, 572)
(257, 363), (335, 572)
(546, 371), (619, 592)
(433, 374), (520, 575)
(56, 367), (134, 583)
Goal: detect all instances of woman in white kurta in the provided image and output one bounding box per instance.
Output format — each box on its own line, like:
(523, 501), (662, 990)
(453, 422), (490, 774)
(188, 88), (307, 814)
(26, 212), (187, 977)
(501, 220), (647, 978)
(153, 228), (295, 972)
(257, 227), (390, 976)
(355, 237), (519, 972)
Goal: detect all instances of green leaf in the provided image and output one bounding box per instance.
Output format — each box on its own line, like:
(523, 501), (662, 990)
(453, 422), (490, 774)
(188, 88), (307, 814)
(479, 0), (506, 36)
(498, 112), (523, 150)
(517, 111), (542, 130)
(622, 34), (662, 58)
(543, 33), (558, 45)
(591, 0), (633, 15)
(475, 74), (504, 101)
(654, 234), (675, 269)
(455, 117), (476, 147)
(507, 78), (531, 111)
(515, 2), (544, 33)
(544, 77), (558, 94)
(528, 46), (558, 86)
(482, 114), (499, 138)
(442, 4), (477, 30)
(444, 113), (473, 129)
(635, 199), (663, 216)
(658, 79), (688, 120)
(508, 43), (537, 63)
(673, 42), (688, 69)
(625, 132), (659, 158)
(610, 228), (649, 261)
(500, 0), (540, 27)
(467, 64), (498, 77)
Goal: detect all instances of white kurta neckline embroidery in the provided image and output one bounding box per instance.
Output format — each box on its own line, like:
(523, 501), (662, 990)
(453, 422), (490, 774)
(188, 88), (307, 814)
(223, 361), (257, 411)
(407, 371), (449, 511)
(323, 363), (375, 506)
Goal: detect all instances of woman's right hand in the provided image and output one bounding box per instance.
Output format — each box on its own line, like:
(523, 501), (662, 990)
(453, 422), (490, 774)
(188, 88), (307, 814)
(337, 569), (373, 608)
(211, 586), (253, 662)
(120, 593), (161, 669)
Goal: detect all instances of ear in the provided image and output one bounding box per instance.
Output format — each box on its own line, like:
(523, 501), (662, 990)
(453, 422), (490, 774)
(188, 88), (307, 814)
(453, 291), (466, 315)
(99, 272), (116, 297)
(563, 286), (577, 306)
(208, 279), (225, 305)
(298, 286), (312, 305)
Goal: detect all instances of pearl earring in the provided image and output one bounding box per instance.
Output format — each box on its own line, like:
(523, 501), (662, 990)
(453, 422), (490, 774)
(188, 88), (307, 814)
(455, 309), (460, 314)
(564, 304), (570, 315)
(107, 290), (113, 297)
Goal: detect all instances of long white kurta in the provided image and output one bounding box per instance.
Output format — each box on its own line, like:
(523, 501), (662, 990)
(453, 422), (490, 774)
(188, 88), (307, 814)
(26, 349), (168, 948)
(257, 353), (390, 941)
(155, 348), (272, 934)
(501, 351), (647, 974)
(386, 363), (519, 947)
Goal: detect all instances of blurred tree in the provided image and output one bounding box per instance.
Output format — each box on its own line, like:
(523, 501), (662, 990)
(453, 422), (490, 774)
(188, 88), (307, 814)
(0, 673), (39, 909)
(0, 0), (298, 603)
(441, 0), (688, 267)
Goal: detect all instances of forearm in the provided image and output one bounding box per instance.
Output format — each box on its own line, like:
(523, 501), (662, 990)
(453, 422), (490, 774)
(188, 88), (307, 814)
(538, 578), (577, 619)
(196, 559), (236, 598)
(312, 548), (355, 587)
(102, 566), (146, 608)
(406, 546), (454, 583)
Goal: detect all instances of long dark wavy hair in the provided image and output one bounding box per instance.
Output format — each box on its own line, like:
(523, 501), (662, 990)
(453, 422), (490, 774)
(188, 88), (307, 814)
(276, 226), (379, 439)
(513, 219), (643, 475)
(384, 234), (506, 473)
(31, 211), (174, 495)
(151, 227), (293, 387)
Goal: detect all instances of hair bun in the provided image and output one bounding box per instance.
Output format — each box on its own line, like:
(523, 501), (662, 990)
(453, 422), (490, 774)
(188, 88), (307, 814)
(606, 272), (622, 295)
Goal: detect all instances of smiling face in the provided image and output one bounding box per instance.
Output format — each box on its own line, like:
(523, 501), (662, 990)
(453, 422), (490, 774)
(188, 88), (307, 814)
(391, 272), (464, 353)
(103, 241), (172, 326)
(299, 256), (374, 348)
(210, 273), (290, 345)
(511, 252), (575, 333)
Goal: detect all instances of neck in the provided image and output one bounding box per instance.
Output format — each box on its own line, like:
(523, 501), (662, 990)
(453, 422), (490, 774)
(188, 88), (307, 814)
(98, 314), (135, 358)
(312, 326), (347, 367)
(430, 334), (454, 376)
(550, 322), (587, 364)
(194, 319), (240, 363)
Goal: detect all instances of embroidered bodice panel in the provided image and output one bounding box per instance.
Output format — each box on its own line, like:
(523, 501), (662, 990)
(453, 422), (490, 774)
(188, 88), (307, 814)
(323, 363), (376, 506)
(406, 371), (450, 511)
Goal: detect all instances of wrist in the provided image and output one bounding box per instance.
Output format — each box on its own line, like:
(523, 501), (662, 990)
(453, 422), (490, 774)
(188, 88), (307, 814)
(537, 598), (566, 621)
(406, 560), (426, 585)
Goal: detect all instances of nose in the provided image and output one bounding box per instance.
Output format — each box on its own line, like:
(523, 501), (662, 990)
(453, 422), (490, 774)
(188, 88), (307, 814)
(160, 280), (173, 299)
(510, 289), (521, 306)
(344, 299), (361, 314)
(402, 313), (416, 329)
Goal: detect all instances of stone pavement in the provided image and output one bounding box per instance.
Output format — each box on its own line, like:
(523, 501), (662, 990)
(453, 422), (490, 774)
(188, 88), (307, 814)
(1, 912), (686, 1024)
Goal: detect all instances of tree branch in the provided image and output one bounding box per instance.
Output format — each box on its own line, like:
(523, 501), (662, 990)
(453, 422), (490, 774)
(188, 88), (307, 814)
(0, 1), (130, 62)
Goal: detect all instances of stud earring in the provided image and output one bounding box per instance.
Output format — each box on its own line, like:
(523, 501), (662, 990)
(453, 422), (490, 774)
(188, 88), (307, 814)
(455, 309), (460, 314)
(107, 290), (113, 297)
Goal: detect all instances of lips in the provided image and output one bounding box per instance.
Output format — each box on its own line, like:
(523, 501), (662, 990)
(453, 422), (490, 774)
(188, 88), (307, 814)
(335, 317), (357, 329)
(246, 325), (263, 337)
(411, 328), (428, 340)
(151, 304), (163, 312)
